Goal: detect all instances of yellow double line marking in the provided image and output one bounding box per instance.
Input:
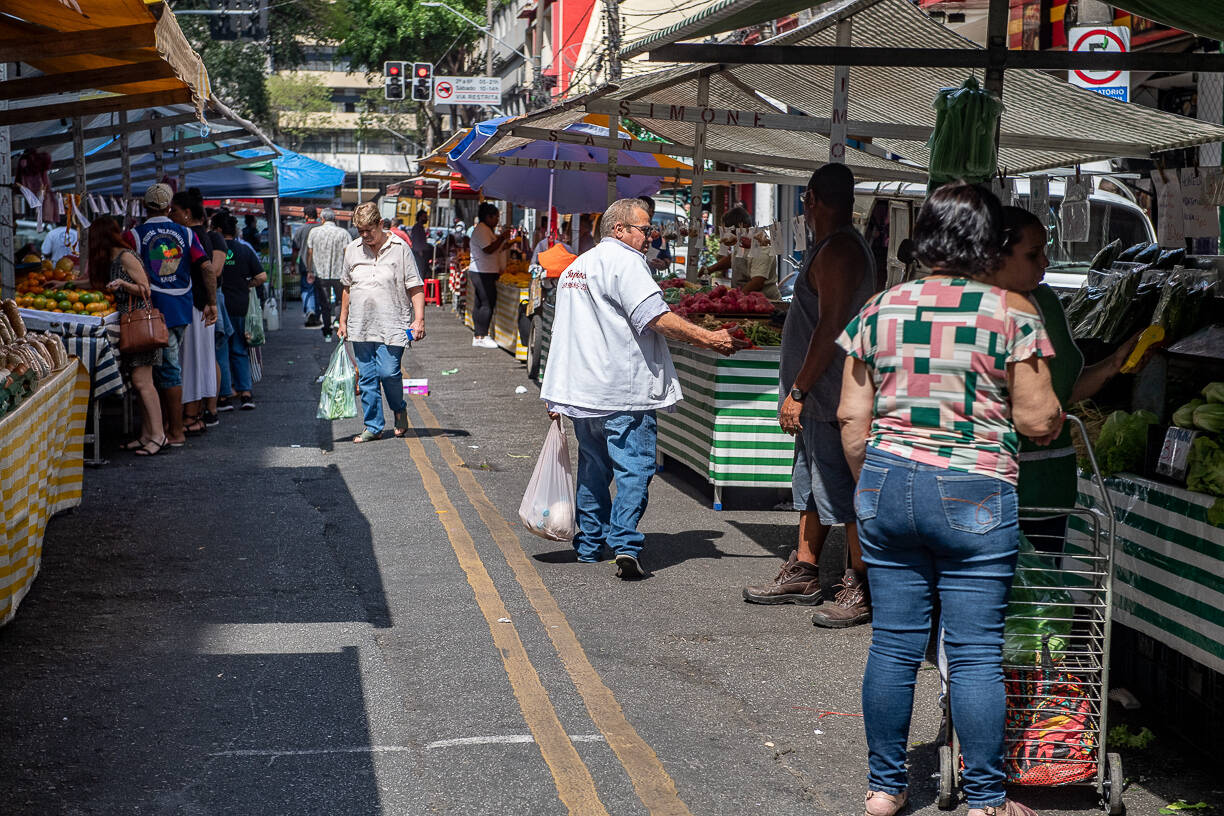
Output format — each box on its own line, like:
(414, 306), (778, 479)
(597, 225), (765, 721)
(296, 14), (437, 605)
(405, 396), (693, 816)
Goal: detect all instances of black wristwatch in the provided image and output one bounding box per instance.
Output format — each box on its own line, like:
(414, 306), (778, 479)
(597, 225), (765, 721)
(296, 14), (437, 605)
(790, 387), (805, 402)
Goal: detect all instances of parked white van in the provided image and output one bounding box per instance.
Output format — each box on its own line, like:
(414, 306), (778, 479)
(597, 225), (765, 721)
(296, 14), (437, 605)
(854, 177), (1156, 293)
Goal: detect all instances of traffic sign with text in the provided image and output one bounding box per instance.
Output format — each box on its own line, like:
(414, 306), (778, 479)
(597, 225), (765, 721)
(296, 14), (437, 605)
(1069, 26), (1130, 103)
(433, 76), (502, 106)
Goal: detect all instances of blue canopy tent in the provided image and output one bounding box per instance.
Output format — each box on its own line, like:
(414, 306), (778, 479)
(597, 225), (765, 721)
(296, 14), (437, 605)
(89, 145), (343, 199)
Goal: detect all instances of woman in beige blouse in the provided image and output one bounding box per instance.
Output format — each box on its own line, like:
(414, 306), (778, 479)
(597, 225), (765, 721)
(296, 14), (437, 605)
(338, 202), (426, 443)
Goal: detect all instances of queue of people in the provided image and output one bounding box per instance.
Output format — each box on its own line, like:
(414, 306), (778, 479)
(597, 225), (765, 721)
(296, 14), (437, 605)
(88, 183), (266, 456)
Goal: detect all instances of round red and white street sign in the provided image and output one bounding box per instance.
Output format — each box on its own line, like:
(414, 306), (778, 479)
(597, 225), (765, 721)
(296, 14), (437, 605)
(436, 81), (453, 99)
(1072, 28), (1127, 86)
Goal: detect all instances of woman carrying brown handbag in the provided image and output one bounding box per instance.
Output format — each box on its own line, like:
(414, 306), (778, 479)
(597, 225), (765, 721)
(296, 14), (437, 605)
(89, 215), (166, 456)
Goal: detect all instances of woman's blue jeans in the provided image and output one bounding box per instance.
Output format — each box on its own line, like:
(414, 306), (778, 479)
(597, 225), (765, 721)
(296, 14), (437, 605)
(855, 447), (1019, 809)
(351, 342), (406, 434)
(570, 411), (657, 561)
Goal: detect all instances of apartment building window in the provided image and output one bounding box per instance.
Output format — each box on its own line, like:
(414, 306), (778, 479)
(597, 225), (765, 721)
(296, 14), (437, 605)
(299, 134), (335, 153)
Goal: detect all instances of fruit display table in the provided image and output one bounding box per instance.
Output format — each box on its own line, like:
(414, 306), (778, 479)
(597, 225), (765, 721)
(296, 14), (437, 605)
(0, 361), (90, 625)
(1070, 473), (1223, 675)
(462, 278), (529, 361)
(658, 343), (793, 509)
(492, 281), (529, 361)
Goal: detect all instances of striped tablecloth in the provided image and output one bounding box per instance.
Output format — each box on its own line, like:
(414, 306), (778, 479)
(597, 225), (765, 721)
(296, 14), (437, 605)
(658, 343), (793, 507)
(18, 310), (125, 400)
(55, 320), (126, 399)
(1072, 474), (1223, 675)
(0, 361), (90, 625)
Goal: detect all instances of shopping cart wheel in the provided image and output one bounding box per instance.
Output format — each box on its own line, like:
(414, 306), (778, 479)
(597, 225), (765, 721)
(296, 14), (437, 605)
(937, 744), (956, 809)
(526, 315), (543, 381)
(1104, 752), (1124, 814)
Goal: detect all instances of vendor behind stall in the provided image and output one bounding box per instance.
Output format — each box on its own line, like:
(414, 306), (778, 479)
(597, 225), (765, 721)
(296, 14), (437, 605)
(700, 206), (780, 300)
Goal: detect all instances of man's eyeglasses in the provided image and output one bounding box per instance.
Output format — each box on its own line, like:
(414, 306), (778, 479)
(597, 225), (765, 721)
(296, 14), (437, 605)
(621, 223), (651, 234)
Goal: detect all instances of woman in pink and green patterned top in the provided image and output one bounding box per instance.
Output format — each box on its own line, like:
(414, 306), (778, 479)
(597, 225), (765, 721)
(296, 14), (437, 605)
(836, 183), (1064, 816)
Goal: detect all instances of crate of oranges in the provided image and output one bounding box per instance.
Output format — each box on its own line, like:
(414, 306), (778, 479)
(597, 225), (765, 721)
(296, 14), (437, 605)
(14, 259), (116, 319)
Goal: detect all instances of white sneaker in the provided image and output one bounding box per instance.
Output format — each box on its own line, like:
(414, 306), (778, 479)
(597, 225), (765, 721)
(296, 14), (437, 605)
(472, 337), (483, 347)
(477, 336), (499, 349)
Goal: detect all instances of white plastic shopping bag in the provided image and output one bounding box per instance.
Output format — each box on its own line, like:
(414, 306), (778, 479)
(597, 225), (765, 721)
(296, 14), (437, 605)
(518, 418), (577, 541)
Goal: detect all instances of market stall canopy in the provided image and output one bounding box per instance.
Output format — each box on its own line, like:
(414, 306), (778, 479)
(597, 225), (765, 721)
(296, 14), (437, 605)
(235, 147), (345, 199)
(558, 0), (1224, 178)
(447, 114), (698, 212)
(16, 102), (277, 193)
(621, 0), (1224, 60)
(0, 0), (211, 126)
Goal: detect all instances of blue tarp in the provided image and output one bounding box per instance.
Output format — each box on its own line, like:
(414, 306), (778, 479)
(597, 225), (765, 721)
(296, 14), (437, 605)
(237, 146), (345, 198)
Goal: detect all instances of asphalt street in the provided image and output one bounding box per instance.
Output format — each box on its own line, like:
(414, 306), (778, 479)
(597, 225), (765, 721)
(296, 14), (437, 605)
(0, 303), (1216, 815)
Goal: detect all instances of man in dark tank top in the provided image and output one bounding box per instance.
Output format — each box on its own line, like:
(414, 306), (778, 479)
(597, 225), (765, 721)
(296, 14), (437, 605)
(743, 163), (877, 630)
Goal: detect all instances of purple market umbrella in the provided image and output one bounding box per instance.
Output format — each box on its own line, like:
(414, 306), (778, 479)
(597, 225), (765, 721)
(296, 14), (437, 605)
(447, 116), (681, 213)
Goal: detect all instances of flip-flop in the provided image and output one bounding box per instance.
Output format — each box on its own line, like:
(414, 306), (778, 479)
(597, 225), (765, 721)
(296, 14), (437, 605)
(134, 437), (168, 457)
(353, 430), (380, 443)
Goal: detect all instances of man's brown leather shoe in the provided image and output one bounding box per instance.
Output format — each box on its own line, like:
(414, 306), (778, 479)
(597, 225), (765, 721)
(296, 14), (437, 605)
(811, 568), (871, 628)
(742, 551), (822, 605)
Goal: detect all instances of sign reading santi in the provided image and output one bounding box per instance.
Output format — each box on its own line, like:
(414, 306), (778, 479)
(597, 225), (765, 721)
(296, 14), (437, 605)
(1068, 26), (1130, 103)
(433, 76), (502, 106)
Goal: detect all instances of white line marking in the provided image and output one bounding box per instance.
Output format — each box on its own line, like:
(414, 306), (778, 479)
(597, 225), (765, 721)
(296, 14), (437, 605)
(209, 735), (607, 758)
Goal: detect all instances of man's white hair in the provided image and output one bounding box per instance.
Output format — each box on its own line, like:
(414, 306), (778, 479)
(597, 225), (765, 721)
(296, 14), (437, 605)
(601, 198), (648, 239)
(321, 208), (336, 221)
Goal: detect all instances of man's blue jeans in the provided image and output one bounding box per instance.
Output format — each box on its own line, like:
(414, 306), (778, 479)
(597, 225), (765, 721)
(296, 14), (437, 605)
(351, 342), (406, 434)
(217, 312), (251, 396)
(570, 411), (657, 561)
(855, 447), (1019, 810)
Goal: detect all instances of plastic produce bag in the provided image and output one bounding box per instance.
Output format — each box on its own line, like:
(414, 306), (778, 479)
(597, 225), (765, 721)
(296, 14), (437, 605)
(927, 76), (1004, 187)
(518, 418), (577, 541)
(245, 295), (266, 347)
(316, 343), (357, 420)
(262, 297), (280, 331)
(1003, 534), (1074, 665)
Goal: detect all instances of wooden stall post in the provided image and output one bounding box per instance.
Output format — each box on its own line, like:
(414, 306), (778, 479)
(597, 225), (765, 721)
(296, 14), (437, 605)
(72, 117), (86, 194)
(152, 113), (164, 181)
(684, 74), (711, 281)
(119, 110), (132, 222)
(607, 114), (619, 207)
(829, 19), (852, 163)
(0, 64), (12, 299)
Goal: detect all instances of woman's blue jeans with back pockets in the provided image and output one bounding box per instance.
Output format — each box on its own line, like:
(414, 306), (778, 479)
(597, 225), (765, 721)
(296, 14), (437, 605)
(570, 411), (657, 562)
(351, 342), (406, 434)
(855, 447), (1019, 810)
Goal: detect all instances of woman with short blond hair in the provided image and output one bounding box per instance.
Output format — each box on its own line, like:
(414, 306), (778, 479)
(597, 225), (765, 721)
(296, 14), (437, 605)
(338, 202), (426, 443)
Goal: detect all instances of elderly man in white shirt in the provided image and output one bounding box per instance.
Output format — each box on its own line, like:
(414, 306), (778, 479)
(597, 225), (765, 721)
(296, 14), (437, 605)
(541, 198), (748, 578)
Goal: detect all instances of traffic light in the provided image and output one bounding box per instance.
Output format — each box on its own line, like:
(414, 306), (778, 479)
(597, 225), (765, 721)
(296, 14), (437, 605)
(411, 62), (433, 102)
(383, 61), (404, 101)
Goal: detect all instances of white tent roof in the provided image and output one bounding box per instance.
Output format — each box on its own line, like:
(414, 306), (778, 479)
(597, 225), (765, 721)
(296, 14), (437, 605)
(495, 0), (1224, 180)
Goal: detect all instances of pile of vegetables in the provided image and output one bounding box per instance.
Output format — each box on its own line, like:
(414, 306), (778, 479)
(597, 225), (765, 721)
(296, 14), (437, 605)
(927, 76), (1003, 187)
(692, 314), (783, 347)
(1171, 383), (1224, 523)
(1062, 249), (1215, 345)
(671, 285), (773, 317)
(1092, 409), (1158, 477)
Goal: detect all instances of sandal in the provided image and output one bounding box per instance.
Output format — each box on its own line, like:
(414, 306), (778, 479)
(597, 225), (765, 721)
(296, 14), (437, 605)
(353, 430), (380, 443)
(864, 790), (908, 816)
(120, 438), (148, 451)
(134, 437), (168, 457)
(393, 410), (410, 437)
(184, 415), (207, 436)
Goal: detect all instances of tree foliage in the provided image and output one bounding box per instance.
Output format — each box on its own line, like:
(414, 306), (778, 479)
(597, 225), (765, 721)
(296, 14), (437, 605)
(175, 0), (338, 128)
(266, 73), (334, 149)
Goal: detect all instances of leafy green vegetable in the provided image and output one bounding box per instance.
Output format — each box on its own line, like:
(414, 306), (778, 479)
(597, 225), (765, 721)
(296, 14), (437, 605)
(1208, 498), (1224, 528)
(1203, 382), (1224, 404)
(1187, 436), (1224, 497)
(1193, 403), (1224, 433)
(1094, 410), (1158, 477)
(1107, 725), (1156, 750)
(1173, 399), (1203, 429)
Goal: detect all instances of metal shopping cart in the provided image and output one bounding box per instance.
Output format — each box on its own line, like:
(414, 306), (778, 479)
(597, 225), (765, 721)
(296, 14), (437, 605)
(937, 414), (1124, 814)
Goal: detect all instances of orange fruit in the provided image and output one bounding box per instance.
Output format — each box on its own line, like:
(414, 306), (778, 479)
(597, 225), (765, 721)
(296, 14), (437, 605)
(40, 260), (52, 271)
(55, 257), (74, 273)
